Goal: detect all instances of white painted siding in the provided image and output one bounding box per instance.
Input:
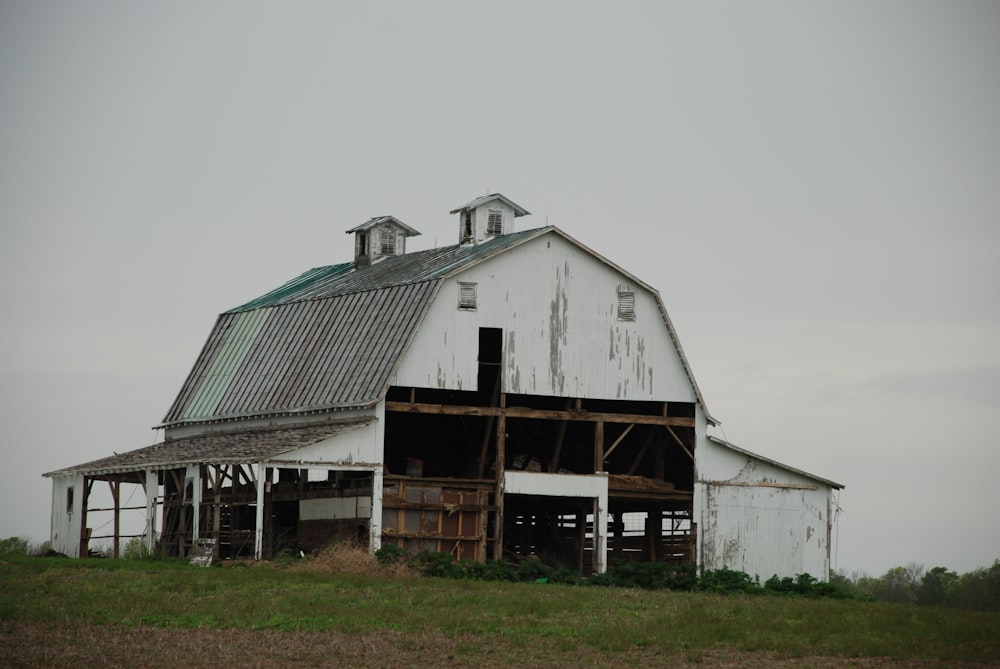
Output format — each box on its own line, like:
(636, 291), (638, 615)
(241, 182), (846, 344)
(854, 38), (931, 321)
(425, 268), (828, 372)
(300, 495), (372, 521)
(696, 438), (835, 580)
(394, 233), (696, 402)
(49, 475), (84, 557)
(267, 418), (381, 467)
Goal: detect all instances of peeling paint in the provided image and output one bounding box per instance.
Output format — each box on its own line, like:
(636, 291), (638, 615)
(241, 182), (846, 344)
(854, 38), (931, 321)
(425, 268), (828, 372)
(548, 265), (568, 395)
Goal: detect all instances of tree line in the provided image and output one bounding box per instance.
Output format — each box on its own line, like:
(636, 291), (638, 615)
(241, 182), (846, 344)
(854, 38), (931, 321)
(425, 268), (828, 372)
(832, 561), (1000, 612)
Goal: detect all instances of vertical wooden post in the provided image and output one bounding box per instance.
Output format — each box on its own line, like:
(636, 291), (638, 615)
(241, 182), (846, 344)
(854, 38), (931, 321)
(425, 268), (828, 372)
(594, 421), (605, 473)
(110, 480), (121, 558)
(212, 466), (222, 558)
(145, 469), (158, 556)
(492, 393), (507, 561)
(254, 463), (266, 560)
(78, 477), (92, 558)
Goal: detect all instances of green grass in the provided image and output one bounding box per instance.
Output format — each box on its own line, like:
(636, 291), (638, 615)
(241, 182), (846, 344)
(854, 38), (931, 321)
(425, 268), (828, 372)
(1, 555), (997, 665)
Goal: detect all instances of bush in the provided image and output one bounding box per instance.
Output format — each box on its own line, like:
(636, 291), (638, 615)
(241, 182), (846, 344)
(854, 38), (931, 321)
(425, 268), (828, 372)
(0, 536), (29, 557)
(374, 543), (405, 565)
(699, 568), (761, 594)
(587, 561), (697, 590)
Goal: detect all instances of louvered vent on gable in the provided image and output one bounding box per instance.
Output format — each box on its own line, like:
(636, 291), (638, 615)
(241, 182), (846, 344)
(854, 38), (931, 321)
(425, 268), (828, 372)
(458, 281), (477, 310)
(617, 288), (636, 321)
(486, 209), (503, 236)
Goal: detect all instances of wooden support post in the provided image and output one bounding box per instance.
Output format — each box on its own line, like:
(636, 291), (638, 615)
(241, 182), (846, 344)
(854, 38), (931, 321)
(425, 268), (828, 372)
(213, 466), (222, 557)
(603, 423), (635, 461)
(655, 442), (665, 481)
(548, 398), (573, 473)
(627, 433), (654, 475)
(110, 480), (121, 559)
(665, 426), (694, 461)
(594, 421), (605, 473)
(254, 463), (266, 560)
(646, 508), (658, 561)
(493, 393), (507, 561)
(78, 477), (92, 558)
(145, 469), (158, 556)
(477, 373), (502, 478)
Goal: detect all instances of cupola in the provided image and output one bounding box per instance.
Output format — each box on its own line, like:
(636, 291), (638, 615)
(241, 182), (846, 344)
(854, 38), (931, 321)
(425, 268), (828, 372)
(450, 193), (530, 245)
(345, 216), (421, 268)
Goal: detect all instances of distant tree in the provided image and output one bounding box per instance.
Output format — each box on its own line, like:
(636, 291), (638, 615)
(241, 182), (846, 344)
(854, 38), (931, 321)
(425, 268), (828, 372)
(953, 560), (1000, 612)
(916, 566), (959, 606)
(0, 536), (29, 557)
(868, 564), (923, 604)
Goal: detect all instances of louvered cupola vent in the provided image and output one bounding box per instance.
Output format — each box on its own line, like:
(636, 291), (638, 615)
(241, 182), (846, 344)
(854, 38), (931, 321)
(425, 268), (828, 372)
(449, 193), (530, 245)
(345, 216), (421, 269)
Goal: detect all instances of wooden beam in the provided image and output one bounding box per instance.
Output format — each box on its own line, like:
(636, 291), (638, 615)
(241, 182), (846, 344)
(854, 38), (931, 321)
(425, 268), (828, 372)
(603, 423), (636, 461)
(665, 426), (694, 461)
(385, 401), (695, 427)
(548, 398), (574, 473)
(627, 433), (655, 475)
(493, 393), (506, 561)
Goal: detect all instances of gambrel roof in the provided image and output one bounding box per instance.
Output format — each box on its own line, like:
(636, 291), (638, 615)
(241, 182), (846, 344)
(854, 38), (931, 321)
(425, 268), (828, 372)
(160, 226), (712, 428)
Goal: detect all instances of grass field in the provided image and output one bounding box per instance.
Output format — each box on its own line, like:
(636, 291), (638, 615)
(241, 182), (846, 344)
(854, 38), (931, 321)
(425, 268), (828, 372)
(1, 550), (997, 668)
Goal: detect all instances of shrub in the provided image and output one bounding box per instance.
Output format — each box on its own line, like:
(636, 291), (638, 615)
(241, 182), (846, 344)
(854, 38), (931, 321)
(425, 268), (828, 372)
(699, 568), (761, 594)
(587, 561), (697, 590)
(0, 536), (29, 557)
(374, 543), (405, 565)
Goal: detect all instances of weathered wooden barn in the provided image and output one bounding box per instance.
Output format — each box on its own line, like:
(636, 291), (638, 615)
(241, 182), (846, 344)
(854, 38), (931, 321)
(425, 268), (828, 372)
(45, 193), (842, 579)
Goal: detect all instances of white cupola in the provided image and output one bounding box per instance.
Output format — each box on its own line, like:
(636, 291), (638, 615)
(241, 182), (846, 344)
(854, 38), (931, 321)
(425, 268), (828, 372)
(449, 193), (530, 245)
(345, 216), (421, 268)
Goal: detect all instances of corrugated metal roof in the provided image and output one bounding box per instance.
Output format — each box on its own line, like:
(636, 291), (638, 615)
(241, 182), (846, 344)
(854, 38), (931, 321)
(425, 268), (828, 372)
(163, 229), (552, 428)
(230, 227), (548, 313)
(161, 224), (713, 427)
(44, 421), (371, 478)
(162, 281), (439, 425)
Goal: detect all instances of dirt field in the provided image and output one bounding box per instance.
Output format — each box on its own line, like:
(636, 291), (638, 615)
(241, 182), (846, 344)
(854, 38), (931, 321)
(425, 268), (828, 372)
(1, 621), (995, 669)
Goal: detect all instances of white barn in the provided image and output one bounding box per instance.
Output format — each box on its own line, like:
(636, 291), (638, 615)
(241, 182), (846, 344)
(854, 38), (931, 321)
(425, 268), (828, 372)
(45, 193), (842, 579)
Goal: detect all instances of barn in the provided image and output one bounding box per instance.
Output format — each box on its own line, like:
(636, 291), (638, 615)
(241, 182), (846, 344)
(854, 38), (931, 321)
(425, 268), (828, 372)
(44, 193), (842, 579)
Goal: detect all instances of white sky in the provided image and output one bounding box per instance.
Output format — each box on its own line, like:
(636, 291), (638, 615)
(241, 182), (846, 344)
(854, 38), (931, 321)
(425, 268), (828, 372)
(1, 1), (997, 576)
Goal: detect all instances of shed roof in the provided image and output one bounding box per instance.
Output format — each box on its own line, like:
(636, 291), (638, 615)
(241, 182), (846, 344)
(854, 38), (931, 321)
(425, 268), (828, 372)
(44, 420), (371, 478)
(707, 436), (844, 489)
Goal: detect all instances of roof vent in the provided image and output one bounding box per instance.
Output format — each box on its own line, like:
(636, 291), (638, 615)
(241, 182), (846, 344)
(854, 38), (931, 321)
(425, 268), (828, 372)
(345, 216), (420, 268)
(450, 193), (530, 245)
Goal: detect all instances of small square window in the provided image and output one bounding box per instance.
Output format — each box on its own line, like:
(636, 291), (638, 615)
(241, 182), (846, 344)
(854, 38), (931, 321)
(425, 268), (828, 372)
(458, 282), (477, 310)
(617, 290), (636, 321)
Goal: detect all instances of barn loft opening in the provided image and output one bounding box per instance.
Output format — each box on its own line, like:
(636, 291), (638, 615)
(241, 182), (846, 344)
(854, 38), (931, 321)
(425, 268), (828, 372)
(382, 384), (697, 571)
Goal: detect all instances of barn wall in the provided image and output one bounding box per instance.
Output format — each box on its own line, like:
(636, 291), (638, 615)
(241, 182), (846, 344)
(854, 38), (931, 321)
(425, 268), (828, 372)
(696, 439), (834, 580)
(394, 233), (696, 402)
(49, 474), (84, 557)
(270, 419), (380, 467)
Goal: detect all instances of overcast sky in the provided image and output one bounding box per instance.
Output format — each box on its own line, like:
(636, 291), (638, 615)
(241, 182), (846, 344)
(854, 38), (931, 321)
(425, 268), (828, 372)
(1, 1), (997, 576)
